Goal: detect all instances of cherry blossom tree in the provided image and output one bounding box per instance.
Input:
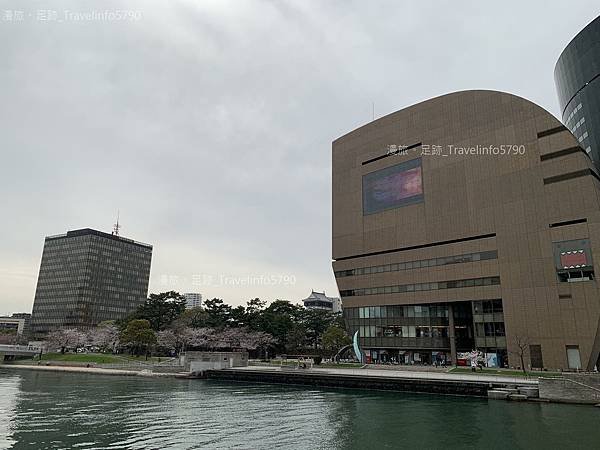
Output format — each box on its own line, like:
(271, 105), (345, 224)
(46, 329), (86, 354)
(87, 323), (120, 353)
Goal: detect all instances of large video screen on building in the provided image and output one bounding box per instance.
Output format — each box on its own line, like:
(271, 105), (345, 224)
(362, 158), (423, 215)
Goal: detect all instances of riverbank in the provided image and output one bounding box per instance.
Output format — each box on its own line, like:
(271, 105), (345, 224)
(0, 363), (180, 377)
(5, 362), (599, 405)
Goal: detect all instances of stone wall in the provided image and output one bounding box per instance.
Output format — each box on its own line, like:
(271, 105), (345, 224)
(182, 351), (248, 372)
(207, 368), (492, 397)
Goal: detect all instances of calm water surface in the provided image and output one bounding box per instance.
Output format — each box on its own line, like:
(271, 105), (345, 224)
(1, 369), (599, 449)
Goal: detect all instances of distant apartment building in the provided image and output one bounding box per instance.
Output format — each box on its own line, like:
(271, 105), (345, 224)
(0, 317), (26, 335)
(10, 313), (31, 335)
(30, 228), (153, 333)
(184, 292), (202, 309)
(302, 290), (342, 313)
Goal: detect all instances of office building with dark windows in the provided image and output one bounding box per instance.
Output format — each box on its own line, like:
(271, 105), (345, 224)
(555, 15), (600, 163)
(333, 90), (600, 371)
(30, 228), (152, 333)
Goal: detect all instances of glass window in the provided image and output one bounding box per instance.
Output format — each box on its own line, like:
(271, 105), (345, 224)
(494, 322), (505, 336)
(483, 301), (494, 314)
(493, 299), (503, 313)
(475, 323), (485, 337)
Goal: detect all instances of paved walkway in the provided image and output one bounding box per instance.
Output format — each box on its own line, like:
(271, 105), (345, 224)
(241, 365), (538, 385)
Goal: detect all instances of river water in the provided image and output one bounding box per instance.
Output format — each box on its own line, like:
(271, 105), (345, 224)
(1, 369), (599, 449)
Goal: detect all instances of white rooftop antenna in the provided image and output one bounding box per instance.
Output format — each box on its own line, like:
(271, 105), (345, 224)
(112, 210), (121, 236)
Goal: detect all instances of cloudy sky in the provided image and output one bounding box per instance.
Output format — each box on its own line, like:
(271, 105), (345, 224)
(1, 1), (599, 315)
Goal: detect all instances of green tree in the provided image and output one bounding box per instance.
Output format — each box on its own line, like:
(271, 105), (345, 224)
(322, 325), (351, 355)
(133, 291), (187, 331)
(203, 298), (232, 328)
(120, 319), (157, 359)
(303, 309), (335, 349)
(175, 307), (209, 328)
(257, 300), (304, 352)
(245, 298), (266, 331)
(229, 305), (247, 327)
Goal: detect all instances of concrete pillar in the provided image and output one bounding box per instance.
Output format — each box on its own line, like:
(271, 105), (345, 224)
(448, 304), (457, 366)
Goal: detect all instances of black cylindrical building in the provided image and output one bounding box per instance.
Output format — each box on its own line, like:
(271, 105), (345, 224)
(554, 16), (600, 163)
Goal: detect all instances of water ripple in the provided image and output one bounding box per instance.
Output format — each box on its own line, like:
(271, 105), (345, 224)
(2, 370), (600, 449)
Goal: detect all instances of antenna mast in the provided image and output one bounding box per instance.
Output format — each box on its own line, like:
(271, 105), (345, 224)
(112, 210), (121, 236)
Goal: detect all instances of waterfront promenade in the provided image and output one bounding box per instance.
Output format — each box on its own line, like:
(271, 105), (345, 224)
(238, 365), (539, 386)
(0, 361), (538, 385)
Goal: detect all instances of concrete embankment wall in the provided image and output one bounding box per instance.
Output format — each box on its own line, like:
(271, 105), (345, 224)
(206, 369), (492, 397)
(0, 364), (179, 377)
(539, 374), (600, 404)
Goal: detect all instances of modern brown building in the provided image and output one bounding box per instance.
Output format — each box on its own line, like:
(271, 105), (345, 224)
(333, 90), (600, 371)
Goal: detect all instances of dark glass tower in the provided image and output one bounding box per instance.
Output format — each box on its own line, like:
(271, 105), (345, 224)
(554, 16), (600, 163)
(30, 228), (153, 333)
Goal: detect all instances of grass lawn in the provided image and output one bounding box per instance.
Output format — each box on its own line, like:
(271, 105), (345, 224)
(37, 353), (124, 364)
(448, 367), (560, 377)
(33, 353), (172, 364)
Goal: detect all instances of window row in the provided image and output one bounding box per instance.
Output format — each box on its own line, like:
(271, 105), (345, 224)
(359, 325), (448, 338)
(475, 322), (505, 337)
(339, 276), (500, 297)
(565, 102), (583, 126)
(335, 250), (497, 278)
(472, 299), (503, 314)
(350, 304), (449, 319)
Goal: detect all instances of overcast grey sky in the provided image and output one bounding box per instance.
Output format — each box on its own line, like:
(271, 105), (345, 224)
(1, 1), (599, 314)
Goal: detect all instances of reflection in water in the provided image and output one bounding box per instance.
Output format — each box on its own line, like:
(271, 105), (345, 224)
(1, 369), (600, 449)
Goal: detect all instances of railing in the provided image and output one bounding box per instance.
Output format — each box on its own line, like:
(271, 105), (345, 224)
(0, 345), (40, 352)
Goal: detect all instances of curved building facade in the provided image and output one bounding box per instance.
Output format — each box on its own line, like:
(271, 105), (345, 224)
(555, 16), (600, 163)
(333, 90), (600, 371)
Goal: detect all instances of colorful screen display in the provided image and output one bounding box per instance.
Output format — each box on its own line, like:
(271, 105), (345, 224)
(362, 158), (423, 215)
(560, 250), (588, 268)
